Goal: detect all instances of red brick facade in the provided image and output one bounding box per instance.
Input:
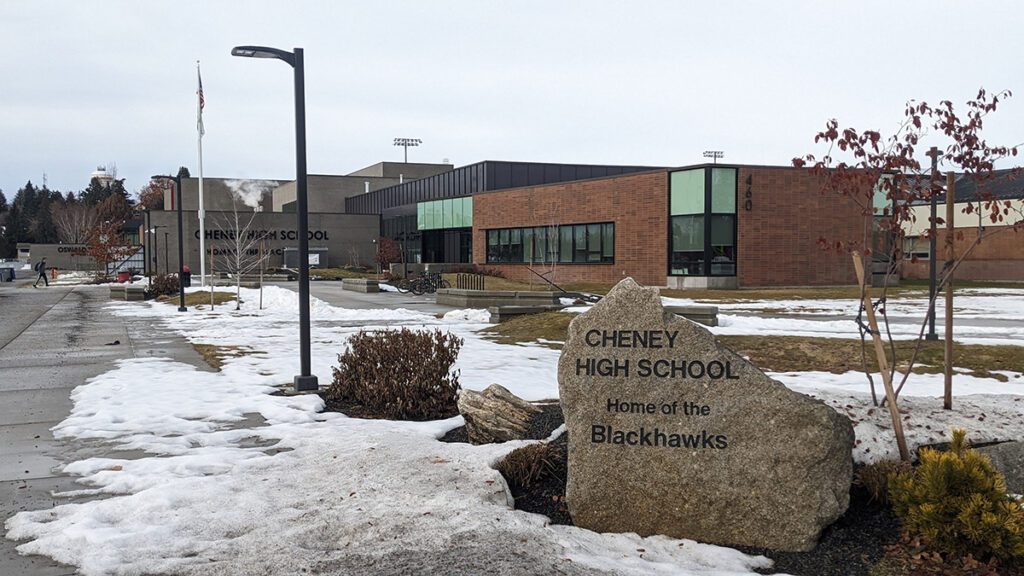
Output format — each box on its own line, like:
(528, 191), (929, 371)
(472, 171), (668, 286)
(902, 226), (1024, 281)
(472, 165), (872, 288)
(736, 167), (869, 287)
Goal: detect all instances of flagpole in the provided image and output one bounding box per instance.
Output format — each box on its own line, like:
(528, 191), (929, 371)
(197, 60), (207, 287)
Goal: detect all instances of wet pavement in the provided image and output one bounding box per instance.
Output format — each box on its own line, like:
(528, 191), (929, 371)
(0, 284), (209, 575)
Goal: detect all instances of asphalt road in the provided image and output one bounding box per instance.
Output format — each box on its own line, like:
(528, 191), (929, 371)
(0, 283), (208, 575)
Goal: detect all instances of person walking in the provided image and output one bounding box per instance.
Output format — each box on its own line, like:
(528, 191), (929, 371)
(32, 257), (49, 288)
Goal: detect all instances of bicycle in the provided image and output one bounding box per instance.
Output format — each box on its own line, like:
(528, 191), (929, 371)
(409, 273), (450, 295)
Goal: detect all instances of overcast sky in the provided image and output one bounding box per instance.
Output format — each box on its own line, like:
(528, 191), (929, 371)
(2, 1), (1022, 199)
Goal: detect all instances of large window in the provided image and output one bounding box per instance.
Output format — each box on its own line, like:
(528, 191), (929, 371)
(417, 197), (473, 230)
(670, 167), (737, 276)
(486, 222), (614, 264)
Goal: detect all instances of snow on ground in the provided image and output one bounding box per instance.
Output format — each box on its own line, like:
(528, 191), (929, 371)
(6, 286), (773, 575)
(773, 371), (1024, 463)
(6, 284), (1024, 575)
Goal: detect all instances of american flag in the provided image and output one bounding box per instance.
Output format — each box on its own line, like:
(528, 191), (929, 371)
(197, 64), (205, 136)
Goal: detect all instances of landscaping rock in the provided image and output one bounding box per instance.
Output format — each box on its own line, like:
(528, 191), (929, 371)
(975, 441), (1024, 495)
(557, 277), (855, 552)
(457, 384), (541, 445)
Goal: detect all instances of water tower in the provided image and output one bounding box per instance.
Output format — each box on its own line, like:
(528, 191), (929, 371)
(90, 166), (114, 188)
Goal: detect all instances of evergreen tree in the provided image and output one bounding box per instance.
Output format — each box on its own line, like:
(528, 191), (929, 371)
(0, 189), (7, 213)
(13, 181), (41, 224)
(64, 190), (77, 204)
(97, 193), (133, 224)
(177, 166), (191, 179)
(33, 195), (59, 243)
(1, 204), (29, 253)
(110, 178), (132, 206)
(80, 178), (111, 205)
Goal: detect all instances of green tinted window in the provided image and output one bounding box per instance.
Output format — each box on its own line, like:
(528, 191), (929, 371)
(670, 169), (705, 215)
(710, 214), (734, 245)
(441, 199), (453, 228)
(463, 197), (473, 227)
(417, 203), (425, 230)
(711, 168), (736, 213)
(672, 215), (704, 251)
(873, 175), (893, 214)
(559, 226), (572, 263)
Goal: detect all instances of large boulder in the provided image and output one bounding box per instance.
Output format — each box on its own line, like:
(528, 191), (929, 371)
(457, 384), (541, 445)
(975, 441), (1024, 495)
(557, 278), (854, 552)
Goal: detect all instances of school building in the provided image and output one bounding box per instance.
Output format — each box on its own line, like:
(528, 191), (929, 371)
(346, 161), (874, 288)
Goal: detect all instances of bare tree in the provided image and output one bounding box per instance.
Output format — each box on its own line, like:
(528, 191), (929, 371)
(212, 196), (270, 310)
(52, 202), (98, 244)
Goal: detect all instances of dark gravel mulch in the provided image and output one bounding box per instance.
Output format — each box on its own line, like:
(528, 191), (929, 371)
(442, 402), (902, 576)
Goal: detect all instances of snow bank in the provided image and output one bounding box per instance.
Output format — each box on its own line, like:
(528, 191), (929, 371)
(7, 283), (1023, 575)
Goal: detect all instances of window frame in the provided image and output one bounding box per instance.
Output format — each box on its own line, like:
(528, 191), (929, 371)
(483, 222), (616, 265)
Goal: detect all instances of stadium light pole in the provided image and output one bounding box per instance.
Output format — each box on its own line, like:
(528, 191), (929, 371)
(393, 137), (421, 163)
(703, 150), (724, 164)
(231, 44), (317, 392)
(150, 174), (187, 312)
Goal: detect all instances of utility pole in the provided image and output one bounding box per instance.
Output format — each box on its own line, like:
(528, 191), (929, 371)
(925, 146), (943, 341)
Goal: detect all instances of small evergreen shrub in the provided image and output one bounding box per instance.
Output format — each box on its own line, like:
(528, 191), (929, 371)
(327, 328), (463, 420)
(496, 442), (559, 492)
(854, 459), (912, 505)
(147, 273), (179, 298)
(888, 429), (1024, 563)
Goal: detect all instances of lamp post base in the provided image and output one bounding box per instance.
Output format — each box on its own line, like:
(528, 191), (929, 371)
(294, 374), (319, 392)
(178, 306), (188, 312)
(924, 334), (939, 341)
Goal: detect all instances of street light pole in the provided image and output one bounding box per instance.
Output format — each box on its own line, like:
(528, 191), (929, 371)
(232, 44), (317, 392)
(152, 174), (187, 312)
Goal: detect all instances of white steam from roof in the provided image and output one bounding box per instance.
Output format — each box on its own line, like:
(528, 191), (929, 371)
(225, 179), (279, 210)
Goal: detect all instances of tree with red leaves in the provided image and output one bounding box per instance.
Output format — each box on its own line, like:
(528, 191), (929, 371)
(796, 88), (1022, 418)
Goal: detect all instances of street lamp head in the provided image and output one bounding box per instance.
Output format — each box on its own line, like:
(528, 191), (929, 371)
(232, 45), (296, 67)
(151, 174), (178, 183)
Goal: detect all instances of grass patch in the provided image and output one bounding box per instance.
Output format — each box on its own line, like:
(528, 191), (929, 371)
(719, 335), (1024, 380)
(481, 312), (573, 348)
(309, 267), (376, 280)
(482, 313), (1024, 381)
(158, 291), (236, 307)
(191, 343), (253, 371)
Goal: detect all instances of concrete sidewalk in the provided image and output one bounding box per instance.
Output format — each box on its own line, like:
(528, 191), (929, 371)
(268, 280), (461, 315)
(0, 285), (209, 575)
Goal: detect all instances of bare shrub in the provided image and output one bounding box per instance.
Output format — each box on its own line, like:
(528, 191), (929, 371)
(327, 328), (463, 420)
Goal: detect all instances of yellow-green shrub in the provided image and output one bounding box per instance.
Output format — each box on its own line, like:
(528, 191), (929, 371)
(888, 429), (1024, 562)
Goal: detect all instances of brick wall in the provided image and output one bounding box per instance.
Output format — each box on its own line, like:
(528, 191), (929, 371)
(736, 167), (870, 287)
(902, 226), (1024, 281)
(472, 171), (669, 286)
(472, 166), (874, 288)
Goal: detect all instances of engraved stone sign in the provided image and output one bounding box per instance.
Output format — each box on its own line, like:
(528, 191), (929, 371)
(558, 278), (854, 551)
